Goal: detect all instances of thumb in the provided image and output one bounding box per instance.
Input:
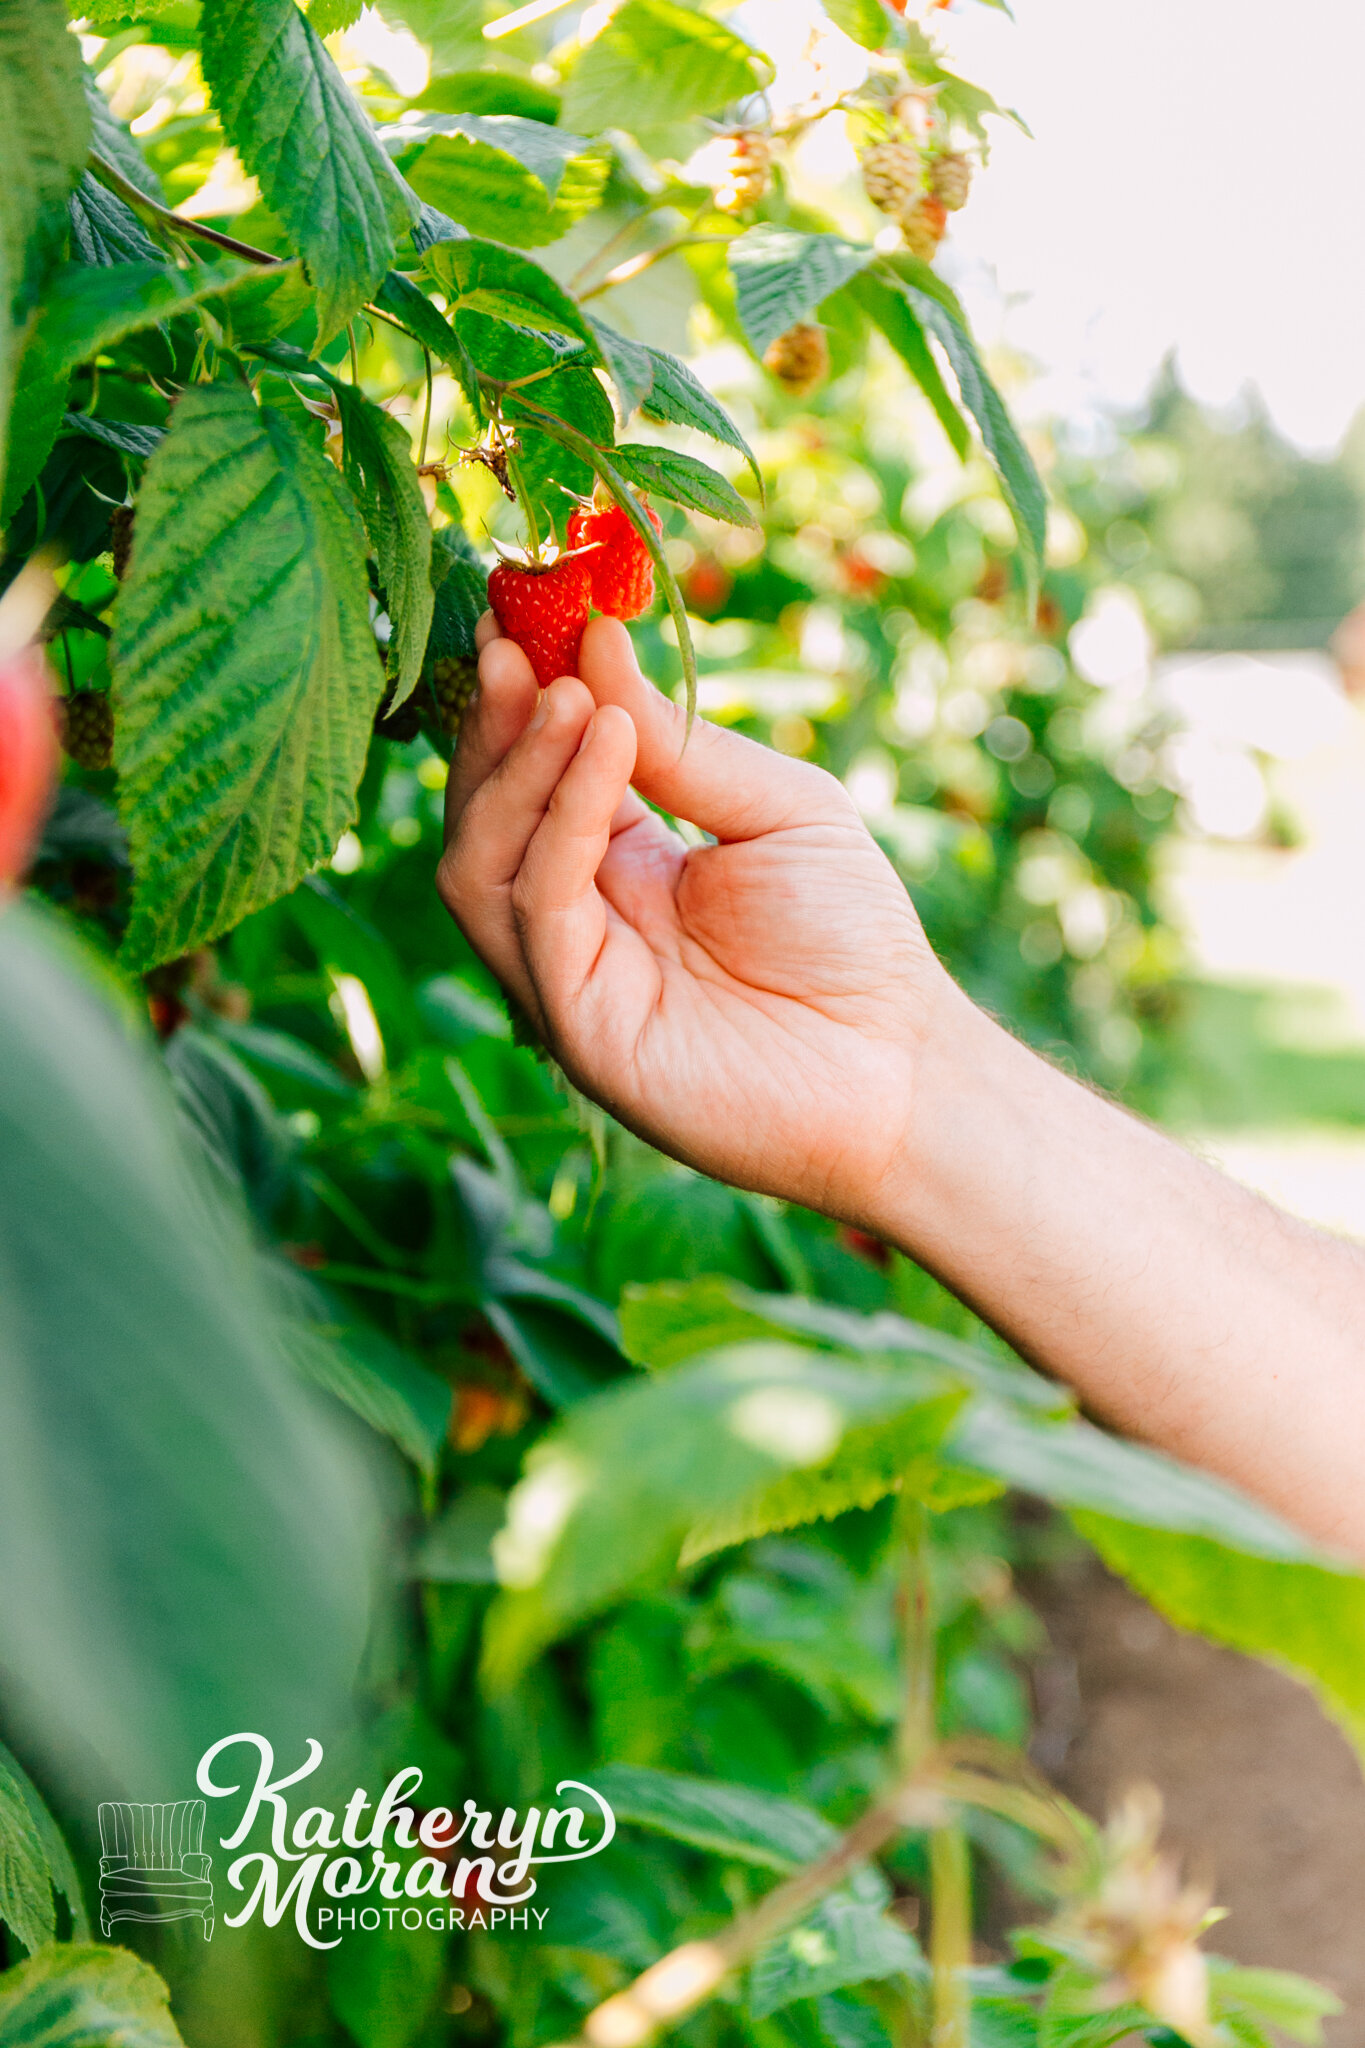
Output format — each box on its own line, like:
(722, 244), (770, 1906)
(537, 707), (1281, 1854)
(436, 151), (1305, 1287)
(575, 617), (848, 843)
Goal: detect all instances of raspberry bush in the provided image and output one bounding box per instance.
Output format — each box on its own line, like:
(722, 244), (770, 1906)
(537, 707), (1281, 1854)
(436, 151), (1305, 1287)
(0, 4), (1356, 2047)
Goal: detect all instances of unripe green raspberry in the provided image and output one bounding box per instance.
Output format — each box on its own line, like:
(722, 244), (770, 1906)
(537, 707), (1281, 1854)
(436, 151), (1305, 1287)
(60, 690), (114, 771)
(861, 140), (924, 214)
(433, 655), (478, 737)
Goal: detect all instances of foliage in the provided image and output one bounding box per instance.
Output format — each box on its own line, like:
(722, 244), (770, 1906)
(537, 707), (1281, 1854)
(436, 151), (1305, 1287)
(0, 3), (1352, 2047)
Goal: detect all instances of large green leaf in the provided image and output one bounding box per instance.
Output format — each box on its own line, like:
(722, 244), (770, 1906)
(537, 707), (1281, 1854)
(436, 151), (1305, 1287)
(561, 0), (772, 136)
(0, 904), (377, 1803)
(112, 382), (384, 970)
(0, 1760), (55, 1954)
(950, 1403), (1323, 1562)
(610, 443), (756, 527)
(0, 1740), (89, 1945)
(0, 1944), (184, 2048)
(591, 1763), (839, 1870)
(640, 342), (762, 491)
(728, 226), (873, 359)
(68, 175), (160, 269)
(1076, 1515), (1365, 1758)
(879, 258), (1046, 587)
(199, 0), (417, 344)
(423, 237), (598, 352)
(397, 112), (609, 248)
(749, 1893), (923, 2019)
(0, 1), (90, 502)
(481, 1341), (956, 1684)
(845, 269), (970, 461)
(334, 382), (434, 705)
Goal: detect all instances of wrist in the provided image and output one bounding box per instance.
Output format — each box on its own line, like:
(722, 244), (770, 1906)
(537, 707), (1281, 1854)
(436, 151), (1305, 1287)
(857, 982), (1046, 1270)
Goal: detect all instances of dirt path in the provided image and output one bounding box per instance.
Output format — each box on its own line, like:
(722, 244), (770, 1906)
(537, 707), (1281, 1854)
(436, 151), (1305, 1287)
(1029, 1559), (1365, 2044)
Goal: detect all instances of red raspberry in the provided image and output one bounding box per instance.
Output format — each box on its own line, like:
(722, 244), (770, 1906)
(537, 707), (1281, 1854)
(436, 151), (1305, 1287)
(488, 556), (592, 688)
(566, 498), (663, 620)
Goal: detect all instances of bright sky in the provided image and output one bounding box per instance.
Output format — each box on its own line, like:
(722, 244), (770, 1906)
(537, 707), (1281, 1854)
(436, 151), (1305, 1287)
(937, 0), (1365, 452)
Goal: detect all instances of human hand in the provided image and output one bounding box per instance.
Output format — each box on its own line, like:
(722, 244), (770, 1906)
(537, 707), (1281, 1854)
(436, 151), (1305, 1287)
(437, 617), (962, 1225)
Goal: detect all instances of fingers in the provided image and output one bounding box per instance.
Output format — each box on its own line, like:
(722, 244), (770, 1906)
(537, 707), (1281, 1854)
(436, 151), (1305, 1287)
(511, 704), (642, 1015)
(437, 675), (597, 1009)
(576, 616), (852, 843)
(444, 620), (537, 836)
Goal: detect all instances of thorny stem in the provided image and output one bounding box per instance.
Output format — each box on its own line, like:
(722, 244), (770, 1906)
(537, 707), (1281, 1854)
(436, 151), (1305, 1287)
(88, 151), (282, 267)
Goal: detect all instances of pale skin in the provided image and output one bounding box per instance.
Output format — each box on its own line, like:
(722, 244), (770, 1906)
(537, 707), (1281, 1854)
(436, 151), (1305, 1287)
(438, 614), (1365, 1562)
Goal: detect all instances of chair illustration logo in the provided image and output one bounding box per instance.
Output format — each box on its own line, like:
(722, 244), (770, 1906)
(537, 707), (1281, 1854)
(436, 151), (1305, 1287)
(98, 1799), (214, 1941)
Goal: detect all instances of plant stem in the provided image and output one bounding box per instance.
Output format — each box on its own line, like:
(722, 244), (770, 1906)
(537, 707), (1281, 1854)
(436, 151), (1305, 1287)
(576, 233), (734, 304)
(896, 1494), (935, 1779)
(576, 1785), (927, 2048)
(928, 1827), (971, 2048)
(87, 151), (282, 267)
(496, 416), (541, 560)
(419, 349), (434, 468)
(348, 324), (361, 388)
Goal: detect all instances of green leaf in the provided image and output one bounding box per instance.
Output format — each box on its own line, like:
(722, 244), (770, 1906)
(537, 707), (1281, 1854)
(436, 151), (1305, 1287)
(30, 256), (262, 386)
(951, 1403), (1322, 1561)
(307, 0), (363, 31)
(679, 1398), (966, 1564)
(562, 0), (772, 136)
(728, 226), (873, 358)
(112, 382), (384, 970)
(1075, 1513), (1365, 1760)
(0, 1945), (185, 2048)
(0, 1), (91, 504)
(0, 1762), (55, 1954)
(845, 269), (970, 460)
(0, 1740), (89, 1944)
(591, 1763), (839, 1870)
(1208, 1960), (1342, 2046)
(68, 175), (160, 269)
(424, 236), (599, 352)
(610, 442), (757, 527)
(879, 259), (1046, 588)
(404, 125), (611, 249)
(199, 0), (417, 345)
(0, 904), (377, 1801)
(640, 342), (762, 492)
(426, 524), (487, 666)
(334, 383), (433, 705)
(396, 111), (591, 203)
(288, 873), (424, 1060)
(63, 414), (163, 461)
(589, 317), (655, 420)
(285, 1288), (453, 1479)
(481, 1340), (956, 1684)
(822, 0), (891, 49)
(750, 1893), (923, 2019)
(619, 1277), (1066, 1414)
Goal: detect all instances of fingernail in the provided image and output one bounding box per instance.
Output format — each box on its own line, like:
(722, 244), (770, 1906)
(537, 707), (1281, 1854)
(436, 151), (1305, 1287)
(577, 713), (597, 755)
(528, 692), (551, 732)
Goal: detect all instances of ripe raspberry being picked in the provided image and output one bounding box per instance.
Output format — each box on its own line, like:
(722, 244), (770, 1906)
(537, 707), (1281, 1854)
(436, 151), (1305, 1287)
(566, 495), (663, 621)
(488, 554), (592, 689)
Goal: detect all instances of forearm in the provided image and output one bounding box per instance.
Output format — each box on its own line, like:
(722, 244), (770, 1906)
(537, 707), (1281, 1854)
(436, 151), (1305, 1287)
(871, 987), (1365, 1557)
